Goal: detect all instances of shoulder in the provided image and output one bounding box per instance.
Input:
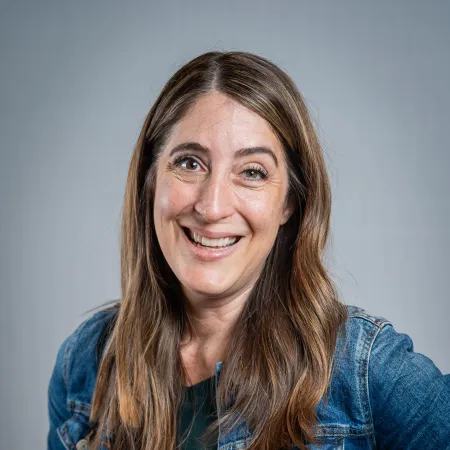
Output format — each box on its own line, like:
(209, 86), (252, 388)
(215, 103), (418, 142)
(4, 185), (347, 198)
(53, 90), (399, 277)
(341, 307), (450, 447)
(330, 304), (393, 380)
(316, 306), (393, 436)
(335, 305), (392, 360)
(336, 304), (433, 374)
(340, 305), (430, 370)
(52, 306), (118, 413)
(341, 305), (395, 354)
(48, 306), (119, 448)
(65, 306), (118, 364)
(317, 306), (400, 437)
(345, 304), (391, 328)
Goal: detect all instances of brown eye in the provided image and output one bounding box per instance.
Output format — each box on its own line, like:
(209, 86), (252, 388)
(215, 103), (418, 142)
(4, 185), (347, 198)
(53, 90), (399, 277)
(185, 159), (199, 170)
(174, 156), (203, 172)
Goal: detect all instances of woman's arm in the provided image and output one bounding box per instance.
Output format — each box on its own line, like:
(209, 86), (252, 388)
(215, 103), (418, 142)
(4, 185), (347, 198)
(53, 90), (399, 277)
(368, 322), (450, 449)
(47, 309), (117, 449)
(47, 336), (72, 450)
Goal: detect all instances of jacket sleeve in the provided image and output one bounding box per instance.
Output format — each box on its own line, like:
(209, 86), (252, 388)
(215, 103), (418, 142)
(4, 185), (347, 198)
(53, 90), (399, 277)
(368, 322), (450, 449)
(47, 335), (72, 450)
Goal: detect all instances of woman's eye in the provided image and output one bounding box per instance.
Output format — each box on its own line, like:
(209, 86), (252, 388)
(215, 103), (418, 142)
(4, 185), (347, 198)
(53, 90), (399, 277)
(175, 156), (203, 171)
(242, 167), (268, 180)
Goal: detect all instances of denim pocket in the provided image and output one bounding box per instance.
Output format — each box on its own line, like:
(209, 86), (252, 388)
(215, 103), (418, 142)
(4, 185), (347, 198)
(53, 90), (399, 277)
(308, 435), (373, 449)
(56, 412), (92, 450)
(307, 437), (344, 449)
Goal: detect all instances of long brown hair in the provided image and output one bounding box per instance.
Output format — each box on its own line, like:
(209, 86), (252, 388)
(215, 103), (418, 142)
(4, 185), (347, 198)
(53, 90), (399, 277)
(89, 51), (348, 450)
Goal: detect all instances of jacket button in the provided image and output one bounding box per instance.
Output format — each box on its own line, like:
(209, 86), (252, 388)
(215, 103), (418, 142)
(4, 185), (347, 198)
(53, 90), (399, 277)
(76, 439), (89, 450)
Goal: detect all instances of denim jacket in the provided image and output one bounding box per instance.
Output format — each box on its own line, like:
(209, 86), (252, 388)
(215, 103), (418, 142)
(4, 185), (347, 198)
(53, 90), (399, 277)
(47, 306), (450, 450)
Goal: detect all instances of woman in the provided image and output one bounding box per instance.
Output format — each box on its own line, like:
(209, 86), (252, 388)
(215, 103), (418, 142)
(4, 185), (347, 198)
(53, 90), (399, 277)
(47, 51), (450, 450)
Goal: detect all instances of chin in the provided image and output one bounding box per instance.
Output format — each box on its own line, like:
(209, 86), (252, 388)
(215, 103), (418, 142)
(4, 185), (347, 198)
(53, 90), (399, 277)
(179, 268), (235, 299)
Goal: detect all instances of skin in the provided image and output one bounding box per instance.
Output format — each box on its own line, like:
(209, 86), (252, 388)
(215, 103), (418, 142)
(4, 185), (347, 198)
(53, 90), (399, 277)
(153, 92), (292, 384)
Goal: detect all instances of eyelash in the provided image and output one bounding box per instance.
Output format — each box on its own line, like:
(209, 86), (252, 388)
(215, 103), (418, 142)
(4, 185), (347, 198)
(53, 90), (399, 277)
(172, 155), (269, 181)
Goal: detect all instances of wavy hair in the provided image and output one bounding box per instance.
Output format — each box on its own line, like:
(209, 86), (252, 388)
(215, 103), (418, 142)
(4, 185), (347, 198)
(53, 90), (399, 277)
(89, 51), (348, 450)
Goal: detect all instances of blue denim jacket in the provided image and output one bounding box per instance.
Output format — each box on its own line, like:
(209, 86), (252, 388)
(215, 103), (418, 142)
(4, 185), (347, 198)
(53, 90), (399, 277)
(47, 306), (450, 449)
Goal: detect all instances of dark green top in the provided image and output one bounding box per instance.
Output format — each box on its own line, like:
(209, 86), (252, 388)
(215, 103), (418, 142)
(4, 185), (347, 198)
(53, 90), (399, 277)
(179, 375), (218, 449)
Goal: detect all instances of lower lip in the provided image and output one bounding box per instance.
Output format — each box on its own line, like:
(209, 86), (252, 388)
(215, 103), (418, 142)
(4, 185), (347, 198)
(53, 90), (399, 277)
(180, 228), (243, 261)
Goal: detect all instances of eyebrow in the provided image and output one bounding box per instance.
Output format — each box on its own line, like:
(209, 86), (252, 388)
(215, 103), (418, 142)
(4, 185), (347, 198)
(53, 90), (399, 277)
(169, 141), (279, 167)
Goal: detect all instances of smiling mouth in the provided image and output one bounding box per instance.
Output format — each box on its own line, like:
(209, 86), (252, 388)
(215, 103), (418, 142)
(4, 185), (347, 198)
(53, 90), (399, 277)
(182, 227), (241, 249)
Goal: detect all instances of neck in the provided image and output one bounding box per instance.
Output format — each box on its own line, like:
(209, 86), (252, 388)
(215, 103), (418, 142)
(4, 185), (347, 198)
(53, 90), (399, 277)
(179, 286), (252, 386)
(181, 285), (252, 344)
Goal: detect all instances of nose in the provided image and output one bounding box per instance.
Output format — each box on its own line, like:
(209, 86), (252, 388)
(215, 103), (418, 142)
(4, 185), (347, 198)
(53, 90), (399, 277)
(193, 174), (235, 223)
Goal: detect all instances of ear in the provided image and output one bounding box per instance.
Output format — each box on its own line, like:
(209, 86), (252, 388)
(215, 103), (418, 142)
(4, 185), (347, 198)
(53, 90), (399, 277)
(279, 198), (294, 225)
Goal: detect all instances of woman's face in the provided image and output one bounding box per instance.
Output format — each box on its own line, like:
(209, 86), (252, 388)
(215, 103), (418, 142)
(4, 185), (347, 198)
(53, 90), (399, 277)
(153, 91), (292, 301)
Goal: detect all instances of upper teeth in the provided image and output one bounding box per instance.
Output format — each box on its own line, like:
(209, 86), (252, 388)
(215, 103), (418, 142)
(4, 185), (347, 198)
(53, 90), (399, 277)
(190, 230), (237, 247)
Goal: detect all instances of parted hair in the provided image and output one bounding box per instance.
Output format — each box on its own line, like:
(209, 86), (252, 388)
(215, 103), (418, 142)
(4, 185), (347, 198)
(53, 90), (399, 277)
(89, 51), (348, 450)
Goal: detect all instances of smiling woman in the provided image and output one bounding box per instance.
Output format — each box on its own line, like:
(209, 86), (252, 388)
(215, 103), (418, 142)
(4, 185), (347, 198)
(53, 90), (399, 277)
(154, 92), (292, 298)
(47, 52), (450, 450)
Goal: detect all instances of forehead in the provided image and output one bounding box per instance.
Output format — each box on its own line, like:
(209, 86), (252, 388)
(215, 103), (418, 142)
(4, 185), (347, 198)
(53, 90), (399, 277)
(165, 91), (282, 155)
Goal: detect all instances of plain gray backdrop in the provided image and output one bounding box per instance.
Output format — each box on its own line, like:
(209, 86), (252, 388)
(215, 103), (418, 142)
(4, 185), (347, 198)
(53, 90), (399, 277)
(1, 1), (449, 448)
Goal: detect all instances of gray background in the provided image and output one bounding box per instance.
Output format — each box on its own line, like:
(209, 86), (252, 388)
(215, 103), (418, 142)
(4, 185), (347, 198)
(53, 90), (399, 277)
(1, 1), (449, 448)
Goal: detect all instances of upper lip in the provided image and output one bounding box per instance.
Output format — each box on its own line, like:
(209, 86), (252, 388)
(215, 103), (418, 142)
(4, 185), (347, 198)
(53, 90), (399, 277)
(181, 225), (242, 239)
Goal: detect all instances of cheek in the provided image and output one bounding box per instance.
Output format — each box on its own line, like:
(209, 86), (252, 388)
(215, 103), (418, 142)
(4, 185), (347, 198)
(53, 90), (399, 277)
(237, 189), (286, 235)
(154, 176), (195, 223)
